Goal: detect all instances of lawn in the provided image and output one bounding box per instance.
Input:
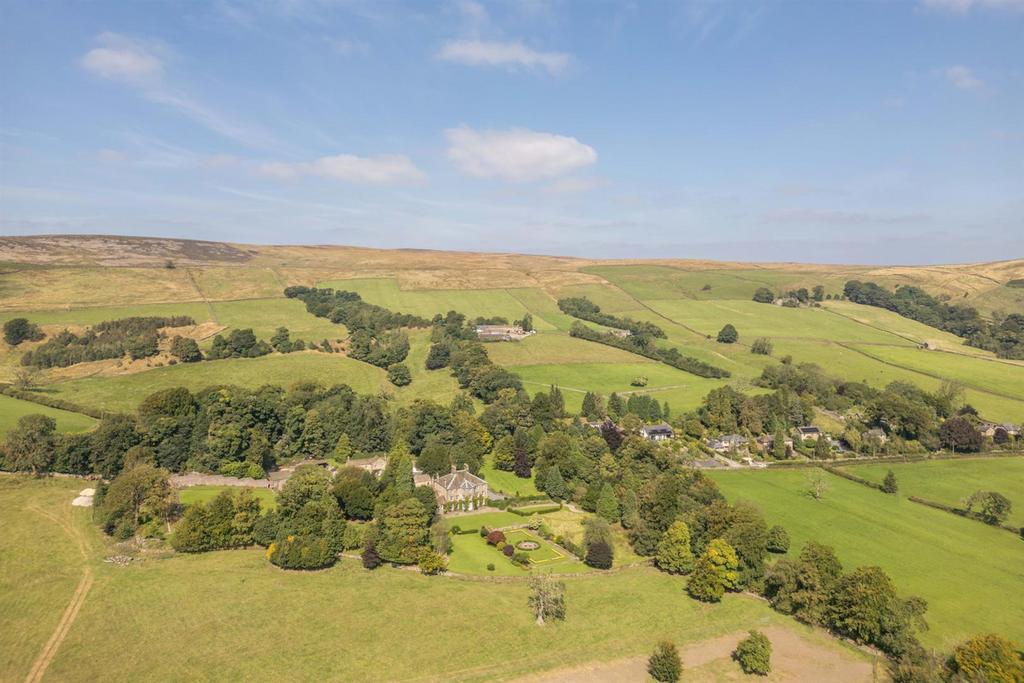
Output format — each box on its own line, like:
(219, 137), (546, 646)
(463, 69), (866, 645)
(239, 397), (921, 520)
(177, 485), (277, 511)
(43, 352), (387, 413)
(504, 528), (568, 564)
(0, 394), (97, 437)
(845, 456), (1024, 528)
(707, 468), (1024, 650)
(479, 458), (541, 497)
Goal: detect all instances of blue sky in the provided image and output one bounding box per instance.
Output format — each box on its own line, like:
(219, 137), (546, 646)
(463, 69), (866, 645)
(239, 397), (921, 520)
(1, 0), (1021, 264)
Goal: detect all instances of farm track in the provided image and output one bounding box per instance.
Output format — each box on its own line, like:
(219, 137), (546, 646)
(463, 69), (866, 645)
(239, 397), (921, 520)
(24, 504), (94, 683)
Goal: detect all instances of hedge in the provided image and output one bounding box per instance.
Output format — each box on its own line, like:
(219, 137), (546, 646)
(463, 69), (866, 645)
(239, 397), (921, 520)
(907, 496), (1020, 535)
(1, 385), (107, 420)
(508, 503), (562, 517)
(821, 465), (885, 491)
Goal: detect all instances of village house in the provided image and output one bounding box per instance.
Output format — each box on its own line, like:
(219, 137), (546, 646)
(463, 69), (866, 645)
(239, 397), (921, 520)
(347, 455), (388, 478)
(756, 433), (794, 456)
(863, 427), (888, 444)
(707, 434), (748, 453)
(474, 324), (535, 342)
(993, 423), (1020, 442)
(796, 426), (822, 442)
(641, 423), (674, 441)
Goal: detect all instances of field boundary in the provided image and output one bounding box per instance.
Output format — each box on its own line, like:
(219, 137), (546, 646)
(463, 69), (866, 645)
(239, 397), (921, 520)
(907, 495), (1021, 536)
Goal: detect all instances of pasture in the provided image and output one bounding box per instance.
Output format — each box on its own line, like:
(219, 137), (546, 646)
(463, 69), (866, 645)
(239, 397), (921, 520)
(0, 476), (879, 683)
(845, 457), (1024, 528)
(43, 352), (386, 413)
(0, 394), (96, 437)
(177, 485), (278, 511)
(707, 467), (1024, 650)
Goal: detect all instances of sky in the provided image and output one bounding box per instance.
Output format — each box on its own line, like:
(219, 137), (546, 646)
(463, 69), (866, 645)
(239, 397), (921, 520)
(1, 0), (1022, 265)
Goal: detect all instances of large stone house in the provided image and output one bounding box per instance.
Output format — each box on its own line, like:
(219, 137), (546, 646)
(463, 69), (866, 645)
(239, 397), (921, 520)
(422, 465), (490, 512)
(348, 455), (388, 477)
(641, 423), (674, 441)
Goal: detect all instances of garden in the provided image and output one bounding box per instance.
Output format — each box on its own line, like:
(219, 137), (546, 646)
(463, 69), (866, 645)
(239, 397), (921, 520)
(445, 512), (588, 576)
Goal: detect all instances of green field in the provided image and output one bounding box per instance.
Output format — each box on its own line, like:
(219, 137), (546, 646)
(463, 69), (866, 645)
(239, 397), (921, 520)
(479, 458), (541, 497)
(846, 457), (1024, 528)
(0, 394), (97, 437)
(209, 298), (344, 344)
(177, 485), (278, 511)
(44, 353), (387, 413)
(1, 476), (878, 682)
(318, 278), (557, 331)
(707, 467), (1024, 650)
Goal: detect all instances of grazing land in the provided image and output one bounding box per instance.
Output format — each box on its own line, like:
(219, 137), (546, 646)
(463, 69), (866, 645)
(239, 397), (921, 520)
(0, 394), (96, 437)
(707, 467), (1024, 650)
(0, 476), (878, 683)
(846, 457), (1024, 528)
(177, 486), (278, 511)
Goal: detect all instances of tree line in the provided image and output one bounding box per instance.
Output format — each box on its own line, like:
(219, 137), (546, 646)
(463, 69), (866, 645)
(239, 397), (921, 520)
(19, 315), (195, 368)
(557, 296), (666, 337)
(569, 321), (731, 379)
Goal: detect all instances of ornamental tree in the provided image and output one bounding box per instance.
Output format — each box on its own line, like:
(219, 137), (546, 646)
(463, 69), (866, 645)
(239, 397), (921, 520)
(733, 630), (772, 675)
(656, 520), (694, 574)
(648, 641), (682, 683)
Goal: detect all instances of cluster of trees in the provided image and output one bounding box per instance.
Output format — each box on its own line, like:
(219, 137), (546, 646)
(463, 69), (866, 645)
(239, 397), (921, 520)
(569, 321), (731, 379)
(425, 311), (524, 402)
(3, 317), (44, 345)
(844, 280), (1024, 360)
(20, 315), (195, 368)
(284, 286), (429, 368)
(557, 296), (665, 337)
(207, 328), (271, 360)
(753, 285), (835, 305)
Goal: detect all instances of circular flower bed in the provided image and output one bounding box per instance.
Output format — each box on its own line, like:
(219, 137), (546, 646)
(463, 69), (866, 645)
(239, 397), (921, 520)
(516, 540), (541, 551)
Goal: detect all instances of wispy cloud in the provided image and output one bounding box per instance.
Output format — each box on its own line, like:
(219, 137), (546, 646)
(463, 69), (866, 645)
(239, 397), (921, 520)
(437, 39), (571, 75)
(919, 0), (1024, 13)
(763, 208), (931, 226)
(446, 127), (597, 181)
(257, 153), (425, 184)
(79, 32), (273, 149)
(944, 65), (983, 90)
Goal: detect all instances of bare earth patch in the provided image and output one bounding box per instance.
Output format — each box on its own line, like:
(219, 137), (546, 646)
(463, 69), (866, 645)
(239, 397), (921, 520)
(515, 625), (876, 683)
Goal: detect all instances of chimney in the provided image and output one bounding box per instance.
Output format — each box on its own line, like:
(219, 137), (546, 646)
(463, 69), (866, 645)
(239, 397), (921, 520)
(450, 463), (457, 474)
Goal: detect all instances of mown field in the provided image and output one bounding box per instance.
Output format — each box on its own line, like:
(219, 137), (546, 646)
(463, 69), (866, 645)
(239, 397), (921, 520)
(707, 466), (1024, 650)
(846, 457), (1024, 528)
(0, 476), (876, 683)
(0, 394), (96, 437)
(177, 485), (278, 511)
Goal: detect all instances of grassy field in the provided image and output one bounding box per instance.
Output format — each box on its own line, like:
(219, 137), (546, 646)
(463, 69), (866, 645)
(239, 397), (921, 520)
(845, 457), (1024, 528)
(1, 301), (213, 328)
(0, 394), (97, 437)
(209, 298), (343, 344)
(43, 352), (387, 413)
(707, 467), (1024, 650)
(0, 475), (879, 682)
(177, 485), (278, 511)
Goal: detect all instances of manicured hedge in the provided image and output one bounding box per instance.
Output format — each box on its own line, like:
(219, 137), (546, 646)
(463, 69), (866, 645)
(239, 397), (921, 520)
(508, 503), (562, 517)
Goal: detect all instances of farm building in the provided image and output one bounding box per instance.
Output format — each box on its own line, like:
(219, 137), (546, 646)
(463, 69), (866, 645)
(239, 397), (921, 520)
(348, 455), (388, 477)
(474, 324), (535, 342)
(796, 426), (822, 441)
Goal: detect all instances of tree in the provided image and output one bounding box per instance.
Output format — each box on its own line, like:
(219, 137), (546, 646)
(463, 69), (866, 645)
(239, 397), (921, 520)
(519, 313), (533, 332)
(806, 470), (829, 501)
(270, 327), (293, 353)
(766, 525), (790, 554)
(648, 641), (682, 683)
(813, 435), (832, 459)
(417, 440), (452, 476)
(687, 538), (739, 602)
(376, 498), (430, 564)
(3, 317), (43, 345)
(965, 490), (1012, 525)
(585, 539), (614, 569)
(170, 336), (202, 362)
(752, 288), (775, 304)
(95, 464), (173, 538)
(734, 631), (772, 675)
(543, 465), (567, 500)
(607, 392), (624, 419)
(2, 414), (56, 475)
(596, 483), (620, 522)
(750, 337), (773, 355)
(950, 634), (1024, 682)
(717, 324), (739, 344)
(361, 538), (382, 569)
(387, 363), (412, 386)
(417, 548), (448, 575)
(656, 520), (694, 574)
(812, 285), (825, 302)
(528, 574), (566, 625)
(772, 429), (788, 460)
(14, 365), (41, 390)
(824, 566), (927, 658)
(882, 470), (898, 494)
(940, 417), (983, 452)
(332, 433), (353, 462)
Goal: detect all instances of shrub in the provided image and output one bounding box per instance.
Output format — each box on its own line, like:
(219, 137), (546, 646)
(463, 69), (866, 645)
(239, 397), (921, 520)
(361, 539), (382, 569)
(418, 549), (448, 575)
(585, 539), (614, 569)
(766, 525), (790, 554)
(752, 288), (775, 304)
(486, 563), (495, 571)
(486, 530), (507, 545)
(648, 641), (682, 682)
(387, 363), (412, 386)
(268, 535), (336, 570)
(950, 634), (1024, 681)
(480, 526), (490, 537)
(512, 551), (530, 566)
(750, 337), (773, 355)
(734, 630), (771, 675)
(502, 543), (515, 557)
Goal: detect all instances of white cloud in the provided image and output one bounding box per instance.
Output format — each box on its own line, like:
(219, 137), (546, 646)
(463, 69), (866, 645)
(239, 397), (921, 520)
(257, 154), (425, 184)
(79, 32), (164, 84)
(920, 0), (1024, 12)
(944, 65), (983, 89)
(96, 148), (129, 163)
(445, 127), (597, 181)
(437, 39), (570, 74)
(330, 38), (369, 56)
